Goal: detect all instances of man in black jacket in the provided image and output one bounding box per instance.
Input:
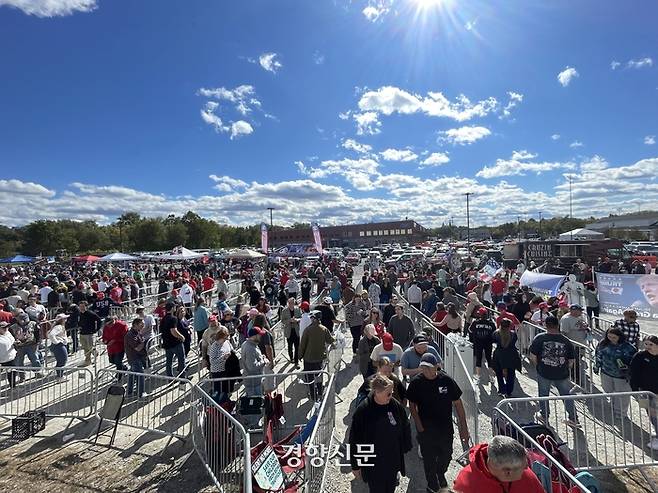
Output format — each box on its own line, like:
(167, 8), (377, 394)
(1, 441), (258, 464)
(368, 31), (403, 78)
(78, 301), (102, 366)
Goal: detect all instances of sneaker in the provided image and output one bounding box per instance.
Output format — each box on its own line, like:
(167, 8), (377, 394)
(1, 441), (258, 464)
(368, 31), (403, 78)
(647, 437), (658, 451)
(563, 418), (582, 429)
(140, 392), (152, 399)
(534, 411), (546, 424)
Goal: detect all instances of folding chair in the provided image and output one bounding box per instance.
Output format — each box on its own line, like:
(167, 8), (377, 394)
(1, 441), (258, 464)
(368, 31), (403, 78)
(94, 384), (125, 446)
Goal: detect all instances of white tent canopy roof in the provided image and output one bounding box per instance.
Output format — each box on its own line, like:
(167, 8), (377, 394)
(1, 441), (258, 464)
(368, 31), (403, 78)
(558, 228), (605, 240)
(159, 246), (205, 260)
(224, 248), (266, 259)
(100, 252), (140, 262)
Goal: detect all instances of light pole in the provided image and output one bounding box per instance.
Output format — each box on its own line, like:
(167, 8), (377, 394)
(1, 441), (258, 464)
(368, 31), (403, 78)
(465, 192), (471, 252)
(266, 207), (275, 228)
(568, 175), (573, 219)
(538, 211), (543, 238)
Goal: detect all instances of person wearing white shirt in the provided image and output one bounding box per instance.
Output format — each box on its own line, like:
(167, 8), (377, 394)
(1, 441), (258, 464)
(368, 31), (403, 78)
(299, 301), (312, 341)
(39, 283), (53, 304)
(407, 282), (423, 310)
(25, 297), (46, 322)
(48, 314), (69, 378)
(217, 277), (229, 297)
(285, 276), (300, 298)
(179, 282), (194, 308)
(0, 322), (18, 387)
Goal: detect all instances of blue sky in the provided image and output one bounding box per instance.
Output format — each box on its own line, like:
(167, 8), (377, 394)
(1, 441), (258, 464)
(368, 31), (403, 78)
(0, 0), (657, 228)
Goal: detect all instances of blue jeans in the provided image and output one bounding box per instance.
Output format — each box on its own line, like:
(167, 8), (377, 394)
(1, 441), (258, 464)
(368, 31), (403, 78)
(15, 345), (41, 369)
(537, 374), (576, 420)
(128, 358), (147, 396)
(50, 343), (68, 377)
(165, 343), (186, 378)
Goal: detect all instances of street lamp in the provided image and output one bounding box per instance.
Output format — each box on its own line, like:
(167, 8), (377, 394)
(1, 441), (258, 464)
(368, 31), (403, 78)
(266, 207), (275, 228)
(464, 192), (472, 252)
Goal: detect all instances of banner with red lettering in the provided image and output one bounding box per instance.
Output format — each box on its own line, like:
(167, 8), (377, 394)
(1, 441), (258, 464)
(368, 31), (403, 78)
(311, 223), (323, 254)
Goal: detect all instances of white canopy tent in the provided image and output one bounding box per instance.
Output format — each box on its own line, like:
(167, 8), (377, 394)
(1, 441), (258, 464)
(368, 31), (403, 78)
(224, 248), (266, 260)
(558, 228), (605, 241)
(100, 252), (140, 262)
(158, 246), (205, 260)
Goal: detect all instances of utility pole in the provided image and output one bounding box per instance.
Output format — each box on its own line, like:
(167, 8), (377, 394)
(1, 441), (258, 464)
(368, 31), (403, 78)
(538, 211), (543, 238)
(266, 207), (275, 228)
(465, 192), (471, 252)
(568, 175), (573, 219)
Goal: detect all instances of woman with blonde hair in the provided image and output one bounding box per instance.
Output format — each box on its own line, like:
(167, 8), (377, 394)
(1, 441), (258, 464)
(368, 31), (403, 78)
(349, 374), (412, 493)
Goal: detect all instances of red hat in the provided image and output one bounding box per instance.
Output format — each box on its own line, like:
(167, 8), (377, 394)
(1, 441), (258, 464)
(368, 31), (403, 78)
(97, 292), (105, 300)
(382, 332), (394, 351)
(477, 307), (488, 316)
(300, 301), (310, 311)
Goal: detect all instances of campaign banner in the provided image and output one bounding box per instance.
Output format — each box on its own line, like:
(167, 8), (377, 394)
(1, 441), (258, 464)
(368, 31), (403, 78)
(597, 273), (658, 320)
(480, 258), (503, 281)
(261, 223), (268, 253)
(519, 270), (565, 297)
(311, 223), (324, 254)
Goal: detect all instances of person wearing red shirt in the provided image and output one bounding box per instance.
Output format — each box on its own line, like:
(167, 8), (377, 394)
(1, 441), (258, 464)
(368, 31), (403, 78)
(102, 316), (129, 376)
(453, 436), (544, 493)
(495, 302), (520, 329)
(280, 270), (289, 288)
(491, 275), (507, 305)
(431, 303), (449, 335)
(0, 304), (12, 323)
(109, 283), (123, 305)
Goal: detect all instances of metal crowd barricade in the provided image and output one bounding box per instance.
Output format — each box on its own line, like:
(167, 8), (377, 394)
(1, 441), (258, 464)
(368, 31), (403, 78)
(395, 290), (480, 442)
(199, 370), (331, 435)
(304, 373), (336, 493)
(520, 320), (596, 394)
(494, 391), (658, 475)
(190, 385), (252, 493)
(447, 345), (480, 443)
(0, 365), (96, 421)
(95, 368), (194, 440)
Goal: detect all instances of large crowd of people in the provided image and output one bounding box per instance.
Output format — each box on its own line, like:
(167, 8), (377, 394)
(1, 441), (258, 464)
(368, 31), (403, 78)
(1, 251), (657, 493)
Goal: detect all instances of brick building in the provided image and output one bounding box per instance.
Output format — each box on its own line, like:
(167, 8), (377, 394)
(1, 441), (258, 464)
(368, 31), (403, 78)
(269, 220), (429, 248)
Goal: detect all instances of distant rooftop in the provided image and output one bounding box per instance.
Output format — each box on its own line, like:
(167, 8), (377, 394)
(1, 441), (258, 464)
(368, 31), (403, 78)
(587, 211), (658, 230)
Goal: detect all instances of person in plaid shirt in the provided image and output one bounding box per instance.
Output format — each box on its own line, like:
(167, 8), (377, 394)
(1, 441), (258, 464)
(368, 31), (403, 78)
(613, 309), (641, 348)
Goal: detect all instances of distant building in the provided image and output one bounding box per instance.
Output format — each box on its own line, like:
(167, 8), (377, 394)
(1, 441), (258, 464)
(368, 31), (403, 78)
(587, 213), (658, 240)
(269, 220), (428, 248)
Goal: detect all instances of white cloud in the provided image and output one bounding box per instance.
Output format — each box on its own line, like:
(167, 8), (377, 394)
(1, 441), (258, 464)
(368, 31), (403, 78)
(557, 66), (579, 87)
(313, 50), (325, 65)
(501, 91), (523, 118)
(570, 141), (584, 148)
(465, 19), (477, 31)
(230, 121), (253, 140)
(0, 179), (55, 197)
(551, 134), (561, 141)
(645, 135), (656, 145)
(420, 152), (450, 167)
(358, 86), (500, 122)
(611, 60), (621, 70)
(362, 0), (392, 22)
(258, 52), (283, 74)
(209, 175), (248, 193)
(379, 148), (418, 162)
(441, 126), (491, 145)
(477, 151), (575, 179)
(342, 139), (372, 155)
(511, 150), (538, 160)
(0, 0), (96, 17)
(198, 85), (266, 139)
(353, 112), (381, 135)
(627, 57), (653, 69)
